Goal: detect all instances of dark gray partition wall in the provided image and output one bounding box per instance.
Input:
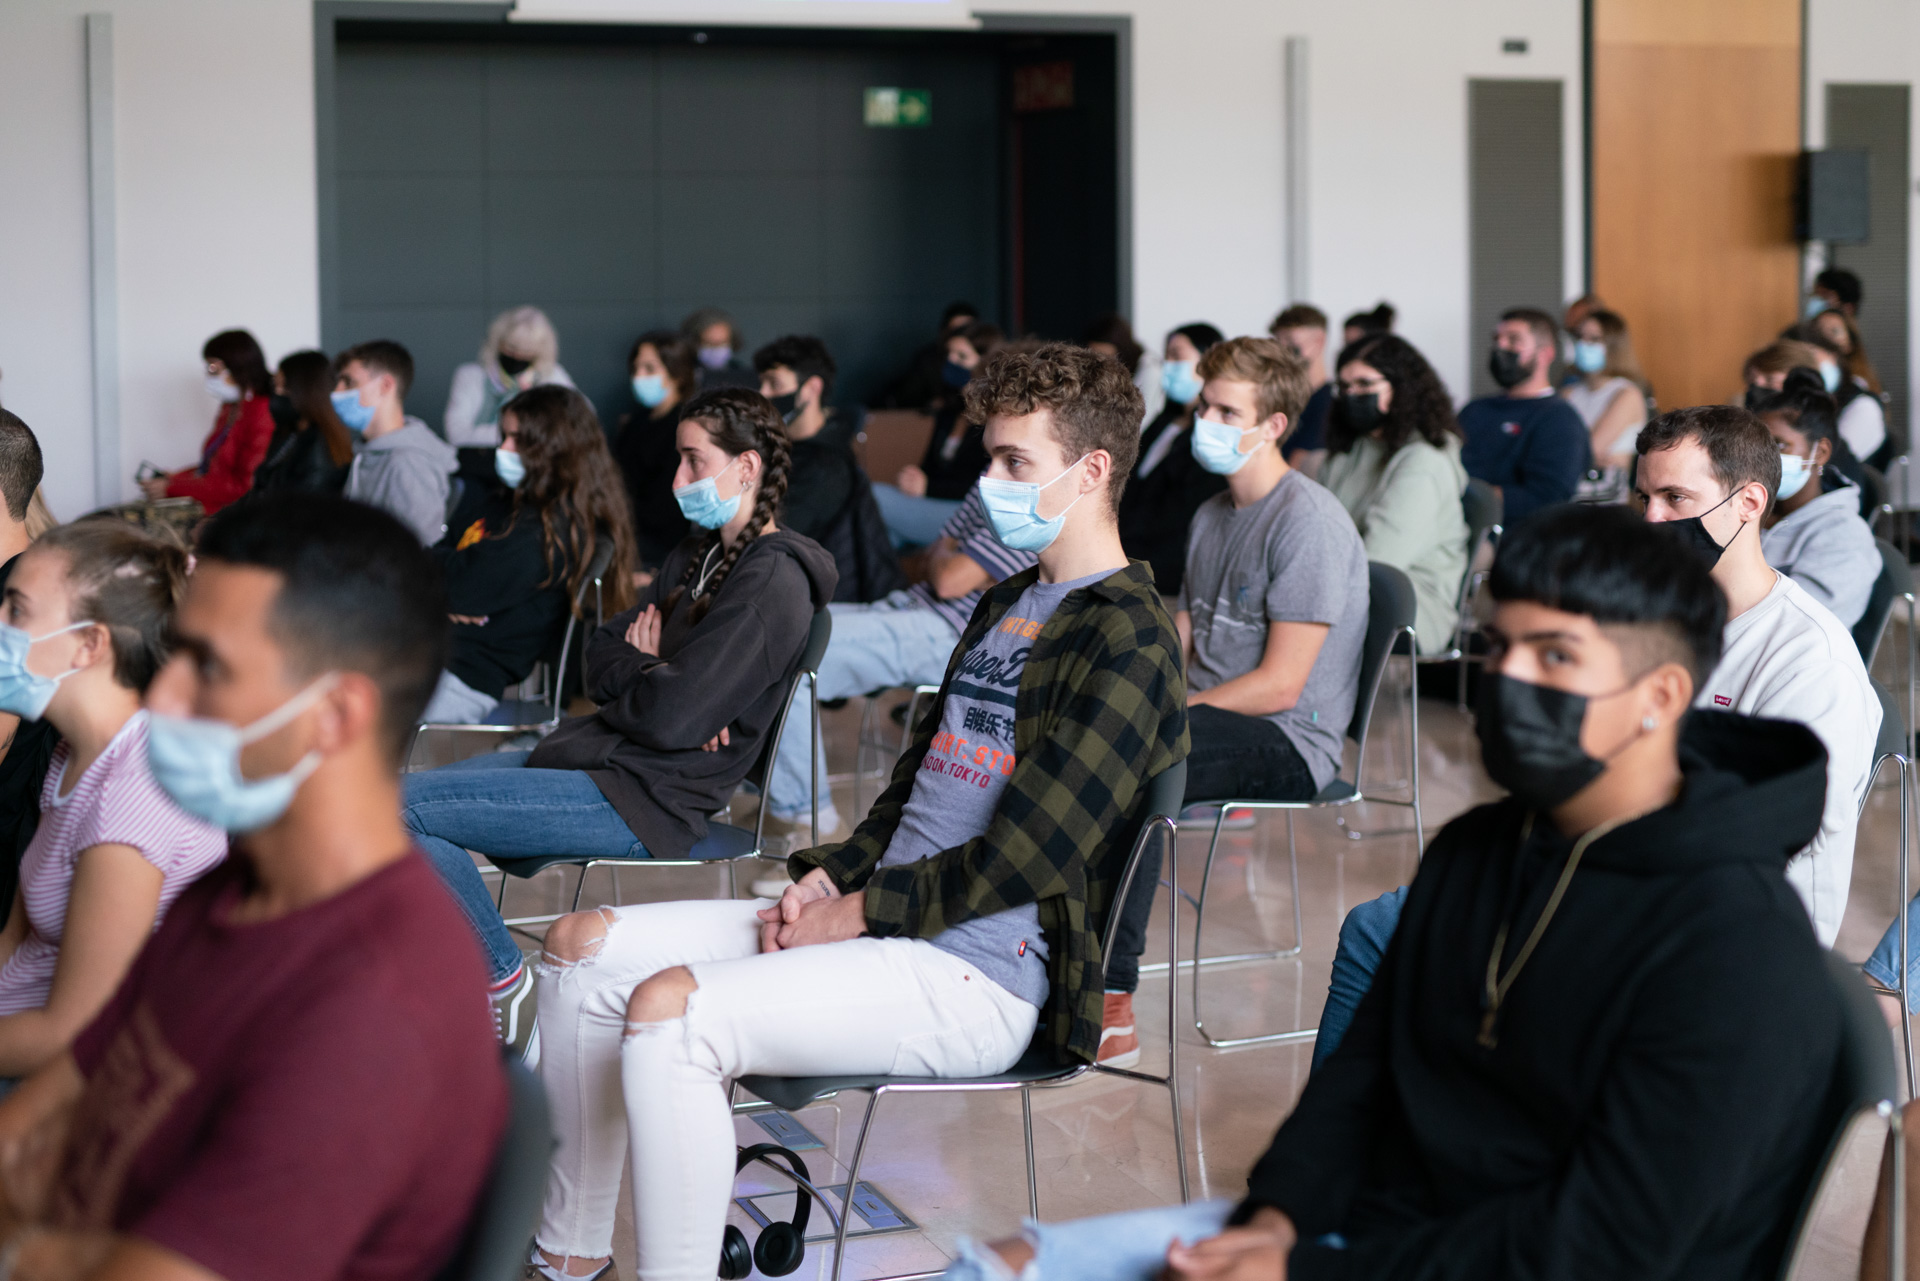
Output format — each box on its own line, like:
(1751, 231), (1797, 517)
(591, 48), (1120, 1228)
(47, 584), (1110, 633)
(1827, 83), (1910, 449)
(1467, 79), (1565, 399)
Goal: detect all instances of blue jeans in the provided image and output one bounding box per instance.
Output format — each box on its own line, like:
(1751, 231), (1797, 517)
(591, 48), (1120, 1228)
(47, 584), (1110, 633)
(764, 593), (961, 819)
(942, 1200), (1235, 1281)
(872, 484), (963, 549)
(403, 751), (652, 984)
(1866, 897), (1920, 1010)
(1311, 887), (1407, 1072)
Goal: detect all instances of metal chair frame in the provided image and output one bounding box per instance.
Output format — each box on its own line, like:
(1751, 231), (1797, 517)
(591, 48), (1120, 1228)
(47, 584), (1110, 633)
(731, 762), (1191, 1281)
(1416, 478), (1501, 710)
(850, 684), (940, 815)
(1180, 563), (1423, 1049)
(484, 609), (831, 932)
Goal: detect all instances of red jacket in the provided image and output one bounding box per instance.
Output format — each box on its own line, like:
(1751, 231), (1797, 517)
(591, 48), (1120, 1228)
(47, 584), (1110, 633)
(165, 394), (274, 513)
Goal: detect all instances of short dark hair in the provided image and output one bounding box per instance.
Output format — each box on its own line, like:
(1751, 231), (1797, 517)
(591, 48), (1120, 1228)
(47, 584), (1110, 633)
(1269, 304), (1328, 333)
(1491, 503), (1726, 687)
(1499, 307), (1560, 352)
(1755, 368), (1840, 449)
(1815, 267), (1863, 309)
(964, 342), (1143, 510)
(0, 412), (44, 523)
(1169, 322), (1225, 355)
(197, 495), (448, 765)
(202, 329), (272, 398)
(753, 335), (837, 400)
(1636, 404), (1782, 508)
(942, 300), (980, 326)
(1079, 313), (1145, 376)
(338, 340), (415, 400)
(630, 329), (698, 402)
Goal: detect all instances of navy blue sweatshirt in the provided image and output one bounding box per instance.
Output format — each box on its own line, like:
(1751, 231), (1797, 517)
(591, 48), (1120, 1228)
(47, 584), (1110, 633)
(1457, 394), (1589, 522)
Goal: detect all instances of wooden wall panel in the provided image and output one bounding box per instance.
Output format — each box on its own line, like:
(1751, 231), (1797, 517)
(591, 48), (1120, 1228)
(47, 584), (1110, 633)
(1592, 0), (1801, 411)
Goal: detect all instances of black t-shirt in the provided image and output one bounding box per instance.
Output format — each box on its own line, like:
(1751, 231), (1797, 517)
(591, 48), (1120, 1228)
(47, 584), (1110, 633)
(614, 403), (691, 570)
(0, 553), (60, 917)
(1285, 384), (1333, 460)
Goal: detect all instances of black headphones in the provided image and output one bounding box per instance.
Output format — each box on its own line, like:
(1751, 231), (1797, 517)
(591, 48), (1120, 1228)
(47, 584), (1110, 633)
(719, 1144), (813, 1279)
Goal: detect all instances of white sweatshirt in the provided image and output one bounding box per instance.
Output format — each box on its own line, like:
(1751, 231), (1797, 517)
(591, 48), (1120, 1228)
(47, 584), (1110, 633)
(1695, 572), (1879, 946)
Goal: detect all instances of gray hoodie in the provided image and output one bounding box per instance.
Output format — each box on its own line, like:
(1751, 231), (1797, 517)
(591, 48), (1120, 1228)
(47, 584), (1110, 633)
(1761, 474), (1879, 630)
(344, 416), (457, 546)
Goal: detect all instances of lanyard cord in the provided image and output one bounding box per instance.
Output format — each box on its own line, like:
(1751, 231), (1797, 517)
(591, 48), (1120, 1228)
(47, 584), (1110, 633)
(1478, 808), (1642, 1049)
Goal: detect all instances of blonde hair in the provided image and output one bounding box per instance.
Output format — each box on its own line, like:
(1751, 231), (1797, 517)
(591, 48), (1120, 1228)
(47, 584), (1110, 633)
(1744, 339), (1830, 380)
(24, 488), (55, 541)
(481, 306), (560, 375)
(1197, 337), (1311, 425)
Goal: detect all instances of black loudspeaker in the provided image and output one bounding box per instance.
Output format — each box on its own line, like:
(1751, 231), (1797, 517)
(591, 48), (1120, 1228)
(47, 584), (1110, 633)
(1799, 148), (1871, 243)
(719, 1144), (813, 1279)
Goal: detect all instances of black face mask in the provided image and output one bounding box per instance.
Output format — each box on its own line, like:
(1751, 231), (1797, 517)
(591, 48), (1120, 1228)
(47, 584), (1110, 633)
(1337, 392), (1383, 432)
(768, 390), (800, 423)
(1488, 347), (1530, 390)
(268, 393), (298, 430)
(1659, 488), (1740, 569)
(1743, 383), (1770, 411)
(498, 353), (533, 378)
(1475, 674), (1608, 810)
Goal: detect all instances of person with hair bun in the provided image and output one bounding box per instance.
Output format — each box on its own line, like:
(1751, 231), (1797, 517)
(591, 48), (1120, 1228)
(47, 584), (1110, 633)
(141, 329), (276, 514)
(1756, 370), (1879, 629)
(0, 520), (224, 1080)
(403, 388), (837, 1025)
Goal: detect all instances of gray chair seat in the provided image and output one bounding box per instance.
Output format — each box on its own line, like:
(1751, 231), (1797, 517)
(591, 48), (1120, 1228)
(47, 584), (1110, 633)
(489, 821), (759, 880)
(740, 1045), (1082, 1114)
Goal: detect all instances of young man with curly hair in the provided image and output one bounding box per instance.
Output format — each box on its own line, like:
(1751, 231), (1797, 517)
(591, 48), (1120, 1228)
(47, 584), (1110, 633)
(524, 343), (1189, 1281)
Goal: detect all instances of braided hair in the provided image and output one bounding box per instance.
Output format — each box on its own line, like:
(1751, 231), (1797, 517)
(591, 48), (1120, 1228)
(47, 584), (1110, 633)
(664, 388), (792, 625)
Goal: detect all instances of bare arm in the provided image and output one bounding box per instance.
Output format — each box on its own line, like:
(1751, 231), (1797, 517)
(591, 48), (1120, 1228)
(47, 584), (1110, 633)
(0, 845), (162, 1078)
(923, 537), (991, 601)
(1187, 621), (1329, 717)
(1586, 384), (1644, 459)
(0, 893), (30, 977)
(1175, 610), (1193, 667)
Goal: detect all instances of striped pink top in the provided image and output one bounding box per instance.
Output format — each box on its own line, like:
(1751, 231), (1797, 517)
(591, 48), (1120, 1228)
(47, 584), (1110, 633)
(0, 711), (227, 1016)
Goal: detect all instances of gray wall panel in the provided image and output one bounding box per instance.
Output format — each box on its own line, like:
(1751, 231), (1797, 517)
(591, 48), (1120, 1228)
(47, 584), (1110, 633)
(484, 175), (657, 301)
(1828, 83), (1910, 451)
(1468, 79), (1565, 399)
(335, 44), (485, 173)
(336, 175), (485, 305)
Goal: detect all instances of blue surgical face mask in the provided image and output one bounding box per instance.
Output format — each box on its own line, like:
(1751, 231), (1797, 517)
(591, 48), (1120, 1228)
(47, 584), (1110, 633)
(1820, 362), (1843, 393)
(494, 447), (526, 488)
(1777, 452), (1815, 501)
(147, 676), (336, 833)
(632, 374), (669, 408)
(331, 388), (376, 433)
(673, 456), (745, 530)
(1573, 340), (1607, 374)
(1162, 360), (1202, 405)
(977, 455), (1091, 553)
(1804, 295), (1829, 320)
(1190, 414), (1266, 476)
(0, 619), (97, 721)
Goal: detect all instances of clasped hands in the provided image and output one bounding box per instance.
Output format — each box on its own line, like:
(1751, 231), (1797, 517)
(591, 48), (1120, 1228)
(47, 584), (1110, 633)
(757, 867), (865, 953)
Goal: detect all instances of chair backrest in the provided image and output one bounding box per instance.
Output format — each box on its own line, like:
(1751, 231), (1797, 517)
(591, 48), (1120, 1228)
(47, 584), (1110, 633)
(433, 1054), (552, 1281)
(1099, 759), (1187, 980)
(1856, 538), (1913, 671)
(742, 607), (834, 797)
(1462, 477), (1503, 546)
(1349, 564), (1418, 767)
(549, 534), (618, 719)
(1775, 951), (1899, 1281)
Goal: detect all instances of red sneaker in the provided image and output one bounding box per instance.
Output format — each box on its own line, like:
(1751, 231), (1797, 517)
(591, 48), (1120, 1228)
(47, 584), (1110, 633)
(1098, 992), (1141, 1068)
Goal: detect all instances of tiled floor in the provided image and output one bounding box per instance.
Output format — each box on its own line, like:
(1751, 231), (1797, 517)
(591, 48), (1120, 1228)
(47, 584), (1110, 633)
(485, 632), (1919, 1281)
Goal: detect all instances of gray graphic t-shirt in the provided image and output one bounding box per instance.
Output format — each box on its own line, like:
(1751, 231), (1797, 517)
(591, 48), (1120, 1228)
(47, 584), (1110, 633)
(878, 568), (1114, 1006)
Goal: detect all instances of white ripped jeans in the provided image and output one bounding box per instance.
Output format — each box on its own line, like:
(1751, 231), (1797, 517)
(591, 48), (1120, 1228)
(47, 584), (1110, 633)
(535, 898), (1039, 1280)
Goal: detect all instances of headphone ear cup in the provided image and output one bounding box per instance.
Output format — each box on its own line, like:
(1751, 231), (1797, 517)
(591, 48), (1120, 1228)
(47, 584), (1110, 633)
(754, 1222), (806, 1277)
(719, 1224), (754, 1280)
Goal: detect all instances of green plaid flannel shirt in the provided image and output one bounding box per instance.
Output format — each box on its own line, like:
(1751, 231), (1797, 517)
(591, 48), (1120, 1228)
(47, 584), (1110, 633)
(790, 559), (1189, 1064)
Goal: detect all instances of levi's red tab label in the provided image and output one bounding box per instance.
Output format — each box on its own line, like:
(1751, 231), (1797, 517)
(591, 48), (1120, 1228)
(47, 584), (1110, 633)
(1713, 694), (1731, 706)
(1017, 940), (1028, 957)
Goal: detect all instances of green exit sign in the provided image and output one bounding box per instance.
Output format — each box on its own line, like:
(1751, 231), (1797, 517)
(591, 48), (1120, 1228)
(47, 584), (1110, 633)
(864, 87), (931, 128)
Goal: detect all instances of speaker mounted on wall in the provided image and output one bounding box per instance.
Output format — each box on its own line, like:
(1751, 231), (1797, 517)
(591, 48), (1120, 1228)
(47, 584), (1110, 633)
(1799, 148), (1871, 243)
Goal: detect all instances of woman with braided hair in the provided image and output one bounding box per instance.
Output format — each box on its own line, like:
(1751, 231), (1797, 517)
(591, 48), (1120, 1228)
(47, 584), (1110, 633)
(402, 388), (840, 1032)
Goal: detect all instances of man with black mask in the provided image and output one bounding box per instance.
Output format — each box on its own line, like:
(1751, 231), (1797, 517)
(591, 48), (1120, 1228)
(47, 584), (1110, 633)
(945, 502), (1845, 1281)
(1458, 307), (1590, 521)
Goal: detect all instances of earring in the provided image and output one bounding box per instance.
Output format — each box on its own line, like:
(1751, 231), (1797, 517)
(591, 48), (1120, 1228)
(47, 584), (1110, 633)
(1642, 716), (1657, 731)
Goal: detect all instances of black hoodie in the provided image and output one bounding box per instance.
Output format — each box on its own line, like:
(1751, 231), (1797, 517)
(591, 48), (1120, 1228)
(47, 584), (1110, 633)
(528, 527), (837, 858)
(1243, 711), (1844, 1280)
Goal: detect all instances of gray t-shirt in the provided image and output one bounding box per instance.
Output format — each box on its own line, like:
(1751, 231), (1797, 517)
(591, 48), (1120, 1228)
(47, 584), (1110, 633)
(879, 569), (1113, 1005)
(1176, 469), (1368, 791)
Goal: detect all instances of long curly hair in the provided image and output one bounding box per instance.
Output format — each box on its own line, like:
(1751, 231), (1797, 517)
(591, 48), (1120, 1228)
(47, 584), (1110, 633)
(498, 385), (639, 616)
(663, 388), (792, 626)
(1328, 334), (1461, 458)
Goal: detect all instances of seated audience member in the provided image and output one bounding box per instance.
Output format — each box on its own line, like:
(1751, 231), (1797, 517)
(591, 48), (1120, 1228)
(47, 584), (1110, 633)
(879, 301), (979, 412)
(1561, 290), (1605, 338)
(1806, 306), (1892, 467)
(682, 307), (757, 391)
(0, 523), (225, 1080)
(614, 329), (699, 576)
(951, 502), (1844, 1281)
(1083, 311), (1162, 426)
(1116, 323), (1226, 596)
(139, 329), (275, 515)
(524, 343), (1184, 1281)
(754, 485), (1038, 864)
(247, 350), (353, 498)
(1104, 337), (1365, 1066)
(335, 340), (456, 546)
(443, 305), (576, 448)
(1321, 334), (1469, 655)
(1458, 308), (1590, 521)
(1340, 301), (1395, 348)
(1743, 338), (1874, 517)
(1757, 371), (1879, 630)
(876, 321), (1005, 547)
(0, 415), (58, 919)
(1812, 265), (1863, 319)
(0, 495), (505, 1280)
(1561, 307), (1649, 493)
(1268, 304), (1333, 478)
(405, 390), (835, 1032)
(423, 386), (640, 725)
